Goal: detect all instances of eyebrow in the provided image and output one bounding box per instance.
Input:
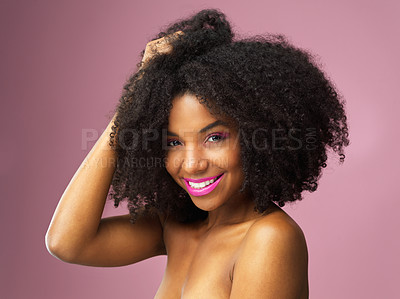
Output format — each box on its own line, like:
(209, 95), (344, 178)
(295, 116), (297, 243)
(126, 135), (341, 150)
(167, 120), (228, 137)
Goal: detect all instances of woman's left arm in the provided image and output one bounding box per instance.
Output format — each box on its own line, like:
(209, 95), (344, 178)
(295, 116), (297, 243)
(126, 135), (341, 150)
(230, 219), (309, 299)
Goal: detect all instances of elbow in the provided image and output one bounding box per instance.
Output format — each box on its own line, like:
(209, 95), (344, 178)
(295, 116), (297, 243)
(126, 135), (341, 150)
(45, 231), (79, 263)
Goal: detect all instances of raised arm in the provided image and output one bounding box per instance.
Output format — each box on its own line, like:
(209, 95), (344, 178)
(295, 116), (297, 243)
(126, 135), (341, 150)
(45, 114), (166, 267)
(45, 31), (184, 267)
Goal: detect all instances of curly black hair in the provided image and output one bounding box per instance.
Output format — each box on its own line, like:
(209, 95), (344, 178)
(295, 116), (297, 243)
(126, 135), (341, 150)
(107, 8), (350, 224)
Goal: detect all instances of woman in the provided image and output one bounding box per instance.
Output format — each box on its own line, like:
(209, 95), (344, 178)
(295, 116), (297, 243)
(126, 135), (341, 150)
(46, 8), (349, 298)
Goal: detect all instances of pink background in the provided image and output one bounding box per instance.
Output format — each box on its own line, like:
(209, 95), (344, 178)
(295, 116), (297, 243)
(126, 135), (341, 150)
(1, 0), (399, 298)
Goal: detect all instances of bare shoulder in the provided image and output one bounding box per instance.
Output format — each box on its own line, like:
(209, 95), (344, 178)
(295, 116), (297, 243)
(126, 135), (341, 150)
(156, 210), (167, 228)
(248, 205), (307, 246)
(243, 205), (309, 265)
(230, 205), (309, 298)
(154, 206), (176, 230)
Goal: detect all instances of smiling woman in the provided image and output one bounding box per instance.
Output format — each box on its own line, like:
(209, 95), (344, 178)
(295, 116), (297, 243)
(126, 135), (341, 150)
(165, 93), (247, 218)
(46, 7), (349, 299)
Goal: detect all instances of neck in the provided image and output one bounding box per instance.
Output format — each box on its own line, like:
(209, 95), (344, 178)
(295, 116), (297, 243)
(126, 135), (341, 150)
(204, 188), (261, 230)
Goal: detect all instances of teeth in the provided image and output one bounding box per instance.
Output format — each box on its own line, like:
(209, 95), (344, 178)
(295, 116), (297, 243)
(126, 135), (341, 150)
(188, 177), (218, 189)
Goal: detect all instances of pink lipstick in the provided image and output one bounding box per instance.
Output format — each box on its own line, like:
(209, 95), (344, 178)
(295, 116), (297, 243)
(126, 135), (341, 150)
(183, 173), (225, 196)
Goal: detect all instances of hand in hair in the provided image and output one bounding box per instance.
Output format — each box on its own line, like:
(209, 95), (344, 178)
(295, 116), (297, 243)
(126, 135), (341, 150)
(140, 30), (185, 70)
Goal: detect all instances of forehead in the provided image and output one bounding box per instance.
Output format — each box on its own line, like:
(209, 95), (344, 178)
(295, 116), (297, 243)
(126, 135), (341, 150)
(168, 93), (219, 129)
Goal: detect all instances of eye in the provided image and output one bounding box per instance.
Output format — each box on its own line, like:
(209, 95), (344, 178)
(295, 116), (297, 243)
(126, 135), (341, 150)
(205, 132), (229, 143)
(166, 132), (229, 148)
(166, 139), (181, 147)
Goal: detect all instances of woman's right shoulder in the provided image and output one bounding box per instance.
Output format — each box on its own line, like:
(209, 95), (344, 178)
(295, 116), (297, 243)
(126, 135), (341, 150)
(157, 210), (168, 228)
(157, 209), (198, 233)
(156, 209), (177, 229)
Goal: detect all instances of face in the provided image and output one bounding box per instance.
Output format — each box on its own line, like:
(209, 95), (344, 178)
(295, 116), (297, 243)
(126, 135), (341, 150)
(165, 92), (245, 212)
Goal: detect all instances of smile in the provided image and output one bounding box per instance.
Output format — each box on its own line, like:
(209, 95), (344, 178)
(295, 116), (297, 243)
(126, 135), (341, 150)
(183, 173), (224, 196)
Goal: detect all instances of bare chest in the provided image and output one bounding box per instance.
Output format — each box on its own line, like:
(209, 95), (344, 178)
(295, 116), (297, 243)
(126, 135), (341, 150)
(154, 221), (252, 299)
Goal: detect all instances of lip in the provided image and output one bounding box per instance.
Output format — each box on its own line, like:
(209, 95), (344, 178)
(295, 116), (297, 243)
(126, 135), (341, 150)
(183, 173), (224, 183)
(183, 173), (225, 197)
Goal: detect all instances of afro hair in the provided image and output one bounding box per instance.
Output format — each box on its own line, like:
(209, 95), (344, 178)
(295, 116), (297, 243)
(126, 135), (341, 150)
(107, 8), (350, 224)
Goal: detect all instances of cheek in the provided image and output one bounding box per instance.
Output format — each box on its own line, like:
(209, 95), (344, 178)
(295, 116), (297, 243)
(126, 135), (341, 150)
(165, 151), (179, 176)
(227, 151), (245, 185)
(219, 143), (242, 170)
(221, 135), (242, 167)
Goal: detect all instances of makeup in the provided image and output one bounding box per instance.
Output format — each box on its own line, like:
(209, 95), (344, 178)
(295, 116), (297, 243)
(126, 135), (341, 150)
(166, 132), (230, 148)
(183, 173), (225, 196)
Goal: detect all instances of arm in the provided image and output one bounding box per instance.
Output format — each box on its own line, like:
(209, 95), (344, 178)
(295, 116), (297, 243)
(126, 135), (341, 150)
(45, 31), (182, 266)
(229, 218), (309, 298)
(45, 115), (166, 266)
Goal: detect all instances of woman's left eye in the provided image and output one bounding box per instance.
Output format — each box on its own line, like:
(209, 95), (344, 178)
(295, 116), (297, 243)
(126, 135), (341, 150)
(166, 132), (228, 148)
(206, 133), (227, 143)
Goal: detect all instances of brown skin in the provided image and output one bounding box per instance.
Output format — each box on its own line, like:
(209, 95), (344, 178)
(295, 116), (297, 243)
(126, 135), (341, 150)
(165, 93), (255, 228)
(46, 32), (309, 298)
(45, 33), (178, 265)
(154, 93), (309, 298)
(141, 30), (184, 66)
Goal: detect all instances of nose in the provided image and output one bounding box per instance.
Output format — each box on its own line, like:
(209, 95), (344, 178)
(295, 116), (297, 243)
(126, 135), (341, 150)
(182, 146), (208, 175)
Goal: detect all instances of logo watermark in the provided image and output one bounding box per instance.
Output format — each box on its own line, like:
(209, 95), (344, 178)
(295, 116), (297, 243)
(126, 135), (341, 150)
(81, 127), (319, 152)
